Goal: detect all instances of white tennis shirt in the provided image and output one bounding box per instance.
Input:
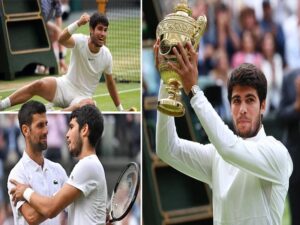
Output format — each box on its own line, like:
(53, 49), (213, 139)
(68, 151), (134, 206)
(7, 151), (68, 225)
(156, 84), (293, 225)
(63, 34), (113, 97)
(66, 154), (107, 225)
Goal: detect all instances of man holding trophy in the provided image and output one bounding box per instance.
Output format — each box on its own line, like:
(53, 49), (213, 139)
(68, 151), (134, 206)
(155, 1), (292, 224)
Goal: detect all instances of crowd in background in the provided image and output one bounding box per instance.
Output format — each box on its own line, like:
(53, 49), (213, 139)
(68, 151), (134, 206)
(143, 0), (300, 119)
(0, 114), (140, 225)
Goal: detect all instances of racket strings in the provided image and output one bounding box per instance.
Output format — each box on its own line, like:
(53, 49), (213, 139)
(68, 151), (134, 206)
(111, 166), (138, 219)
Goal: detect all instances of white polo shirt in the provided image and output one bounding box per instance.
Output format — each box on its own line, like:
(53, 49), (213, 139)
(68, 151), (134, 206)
(7, 151), (68, 225)
(156, 84), (293, 225)
(66, 155), (107, 225)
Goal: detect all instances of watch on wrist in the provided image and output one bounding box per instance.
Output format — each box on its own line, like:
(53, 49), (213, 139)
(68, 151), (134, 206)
(188, 85), (200, 99)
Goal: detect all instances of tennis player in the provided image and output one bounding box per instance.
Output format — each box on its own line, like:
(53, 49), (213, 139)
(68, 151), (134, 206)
(155, 41), (293, 225)
(0, 12), (124, 112)
(10, 105), (107, 225)
(7, 100), (68, 225)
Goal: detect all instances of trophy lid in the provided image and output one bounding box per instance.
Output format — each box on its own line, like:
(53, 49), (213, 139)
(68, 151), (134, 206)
(174, 0), (192, 16)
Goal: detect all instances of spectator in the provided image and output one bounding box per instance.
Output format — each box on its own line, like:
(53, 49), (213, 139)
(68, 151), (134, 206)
(232, 30), (263, 68)
(208, 49), (231, 119)
(39, 0), (68, 74)
(238, 7), (262, 43)
(192, 0), (215, 75)
(259, 0), (285, 66)
(214, 3), (240, 61)
(261, 32), (284, 115)
(282, 4), (300, 70)
(0, 127), (6, 225)
(44, 114), (68, 164)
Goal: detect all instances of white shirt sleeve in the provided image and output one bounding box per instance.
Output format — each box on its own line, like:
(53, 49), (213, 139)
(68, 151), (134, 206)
(67, 159), (98, 196)
(7, 169), (26, 214)
(156, 82), (215, 186)
(190, 90), (293, 184)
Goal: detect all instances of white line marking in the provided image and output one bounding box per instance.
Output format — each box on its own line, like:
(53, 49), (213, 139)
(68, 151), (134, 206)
(93, 88), (140, 98)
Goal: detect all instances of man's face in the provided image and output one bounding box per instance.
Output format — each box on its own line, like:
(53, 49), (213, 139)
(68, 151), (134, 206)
(26, 113), (48, 151)
(230, 85), (265, 138)
(90, 23), (108, 48)
(66, 118), (83, 157)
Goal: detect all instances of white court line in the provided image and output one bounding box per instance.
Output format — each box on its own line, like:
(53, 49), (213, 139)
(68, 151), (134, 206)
(0, 87), (140, 95)
(93, 88), (140, 98)
(0, 88), (18, 93)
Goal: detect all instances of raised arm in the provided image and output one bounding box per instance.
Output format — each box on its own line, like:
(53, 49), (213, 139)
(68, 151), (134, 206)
(156, 82), (215, 185)
(154, 40), (214, 185)
(169, 42), (292, 184)
(58, 13), (90, 48)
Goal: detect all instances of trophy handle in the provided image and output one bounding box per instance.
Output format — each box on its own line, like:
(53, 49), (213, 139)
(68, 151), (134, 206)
(193, 15), (207, 50)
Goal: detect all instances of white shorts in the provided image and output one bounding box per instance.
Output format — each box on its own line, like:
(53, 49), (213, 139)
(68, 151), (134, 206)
(52, 77), (91, 108)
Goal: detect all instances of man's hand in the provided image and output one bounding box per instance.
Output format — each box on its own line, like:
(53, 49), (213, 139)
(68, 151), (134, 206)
(77, 13), (90, 26)
(153, 38), (168, 71)
(168, 42), (199, 95)
(9, 179), (30, 206)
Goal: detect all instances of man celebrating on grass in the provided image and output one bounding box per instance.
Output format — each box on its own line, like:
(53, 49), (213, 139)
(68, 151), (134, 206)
(0, 12), (123, 112)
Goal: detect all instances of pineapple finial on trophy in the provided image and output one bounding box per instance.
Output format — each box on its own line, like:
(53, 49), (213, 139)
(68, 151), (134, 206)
(156, 0), (207, 117)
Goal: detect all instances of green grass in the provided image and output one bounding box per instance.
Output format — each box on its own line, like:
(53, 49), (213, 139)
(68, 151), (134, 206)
(282, 199), (291, 225)
(0, 16), (140, 112)
(0, 81), (140, 111)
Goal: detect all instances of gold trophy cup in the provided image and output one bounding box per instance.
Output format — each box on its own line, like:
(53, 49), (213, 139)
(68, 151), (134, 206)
(156, 0), (207, 117)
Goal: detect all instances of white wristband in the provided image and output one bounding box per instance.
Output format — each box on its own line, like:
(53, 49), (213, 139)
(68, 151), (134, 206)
(23, 188), (34, 203)
(67, 22), (79, 35)
(117, 104), (124, 111)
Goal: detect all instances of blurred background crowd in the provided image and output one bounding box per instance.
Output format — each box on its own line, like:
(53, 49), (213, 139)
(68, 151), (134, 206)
(143, 0), (300, 119)
(0, 114), (141, 225)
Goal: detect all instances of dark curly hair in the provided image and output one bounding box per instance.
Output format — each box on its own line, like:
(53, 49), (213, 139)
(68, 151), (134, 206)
(89, 12), (109, 29)
(227, 63), (267, 105)
(69, 105), (104, 147)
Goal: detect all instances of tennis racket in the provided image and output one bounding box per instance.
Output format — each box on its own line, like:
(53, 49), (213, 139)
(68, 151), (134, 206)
(108, 162), (140, 223)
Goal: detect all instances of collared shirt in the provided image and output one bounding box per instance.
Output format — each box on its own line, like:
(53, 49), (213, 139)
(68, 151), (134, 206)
(156, 84), (293, 225)
(7, 151), (68, 225)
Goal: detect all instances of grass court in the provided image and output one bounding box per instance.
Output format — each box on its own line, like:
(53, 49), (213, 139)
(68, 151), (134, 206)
(0, 15), (140, 112)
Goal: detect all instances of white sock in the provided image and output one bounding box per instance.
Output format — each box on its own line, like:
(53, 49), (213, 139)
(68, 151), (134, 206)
(0, 98), (11, 110)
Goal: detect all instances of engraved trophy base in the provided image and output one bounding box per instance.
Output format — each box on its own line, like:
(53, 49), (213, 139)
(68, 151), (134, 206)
(157, 78), (185, 117)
